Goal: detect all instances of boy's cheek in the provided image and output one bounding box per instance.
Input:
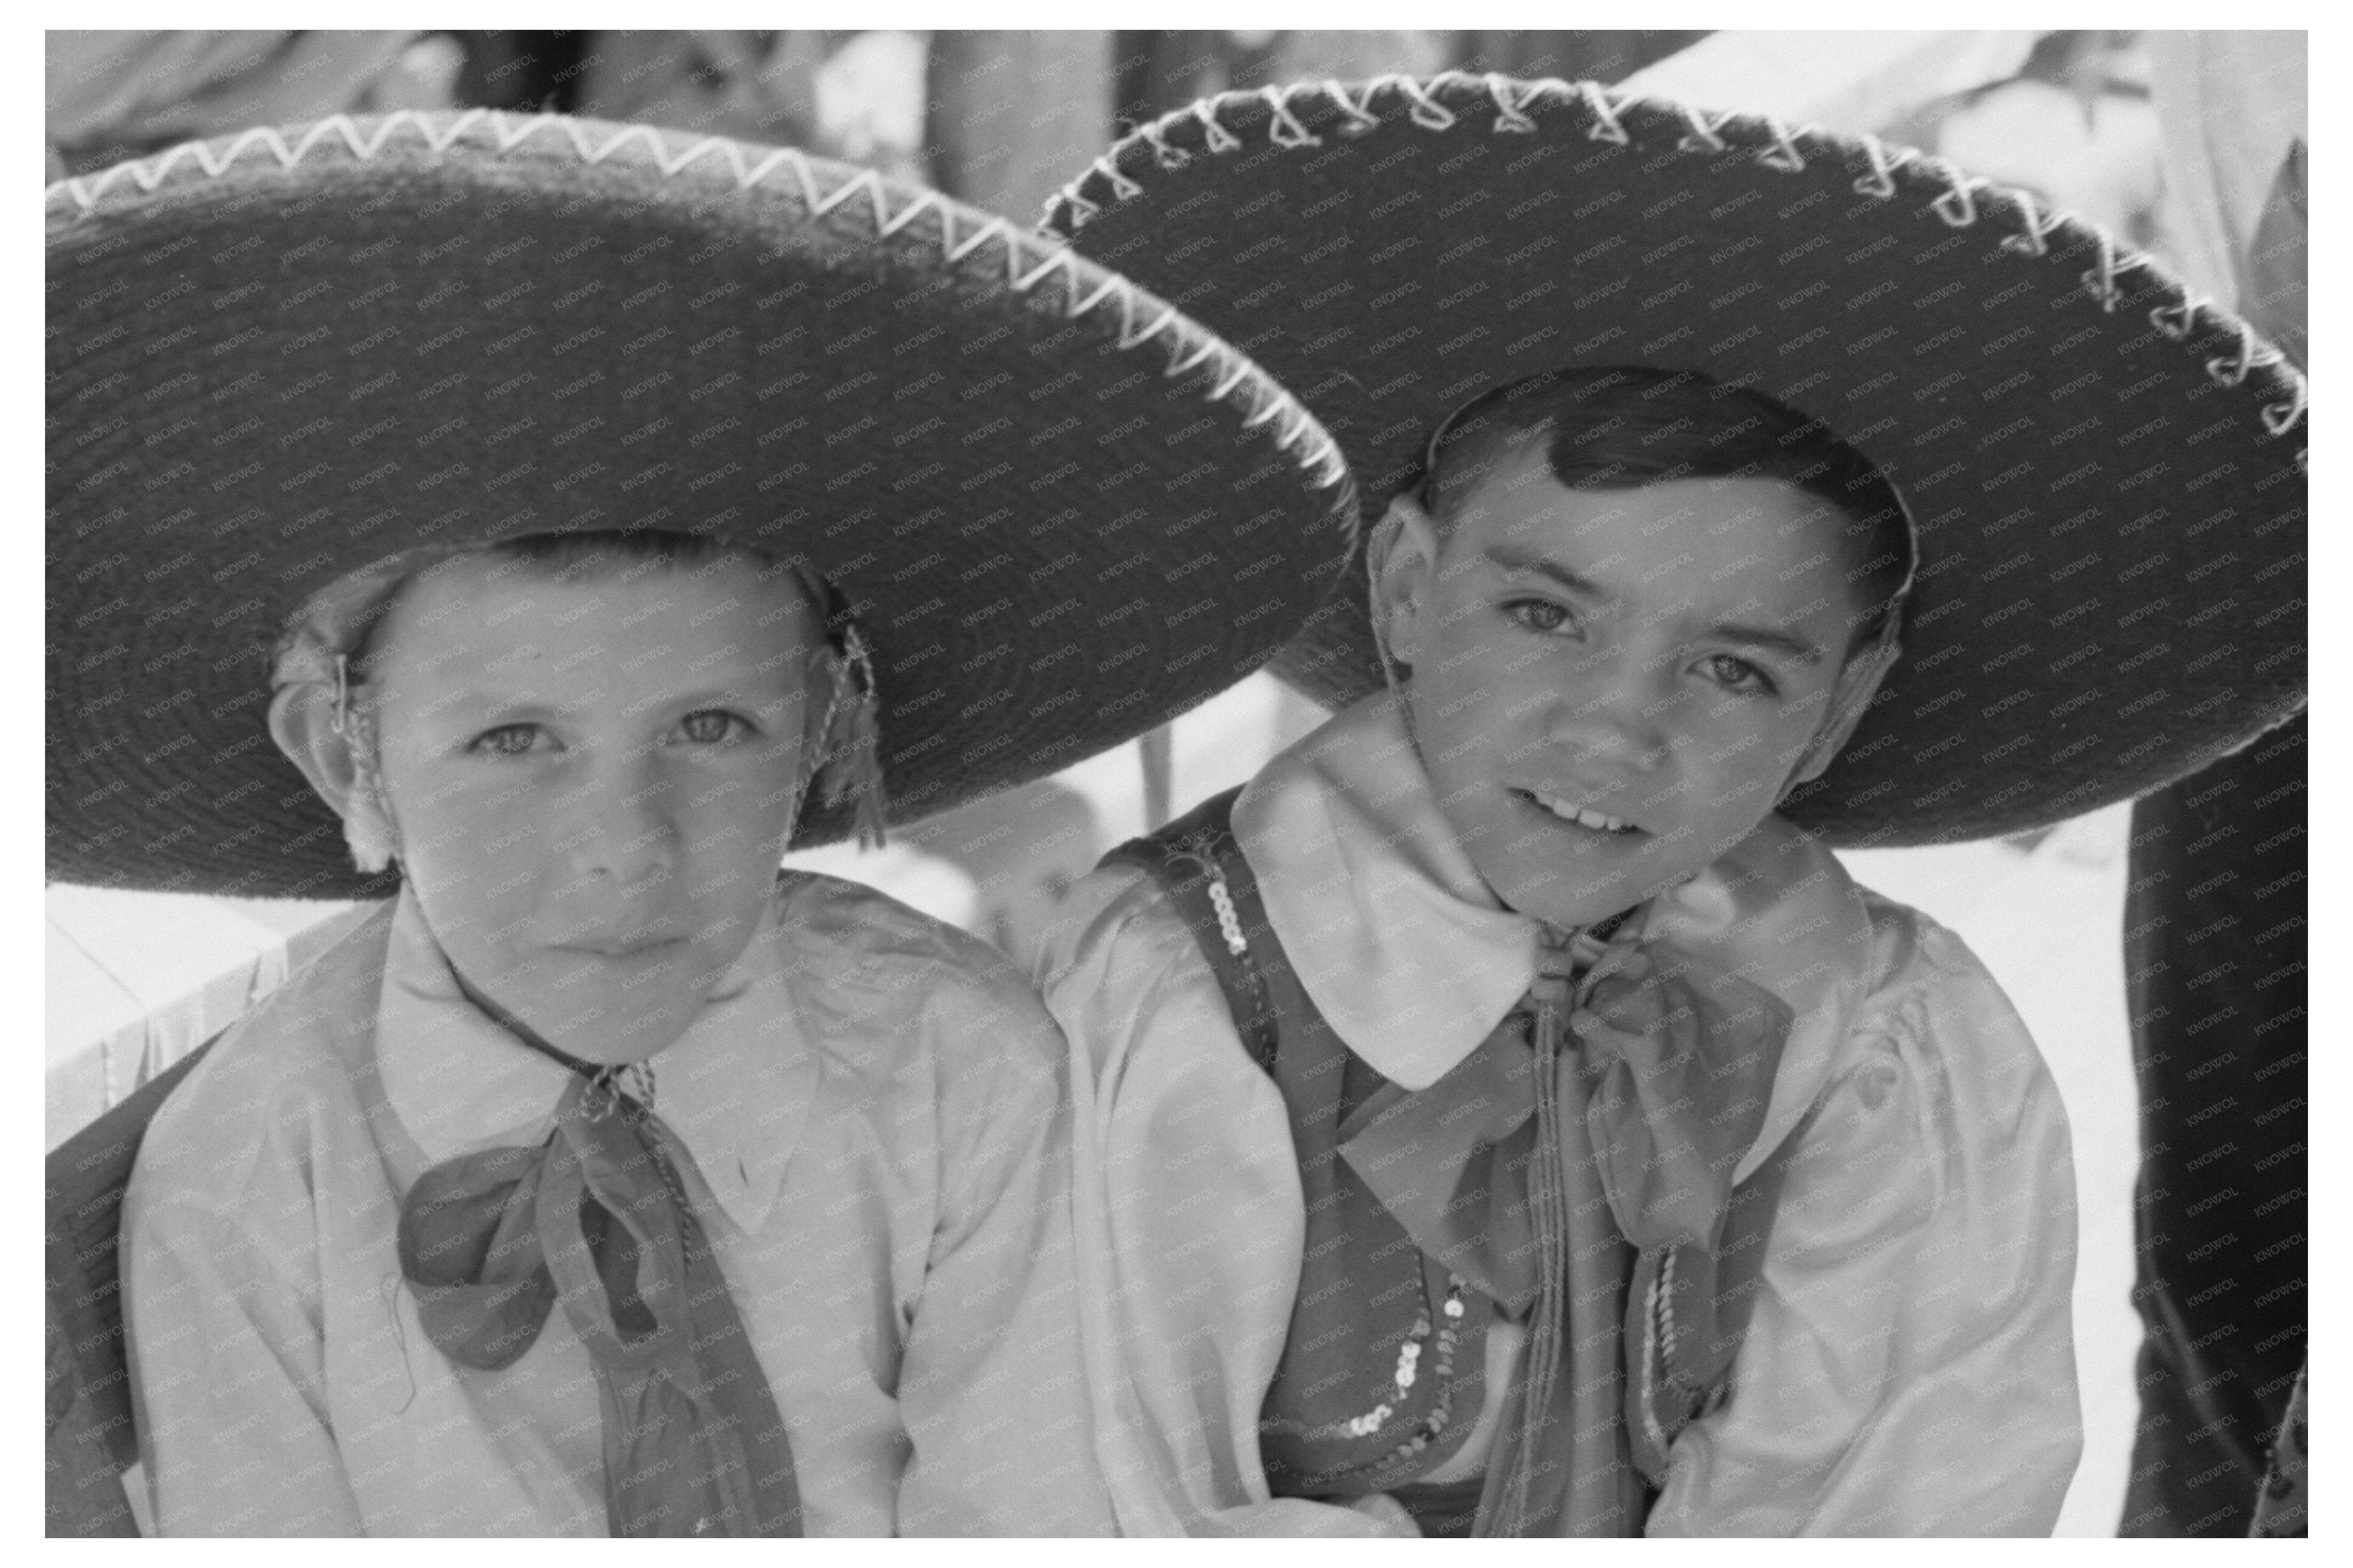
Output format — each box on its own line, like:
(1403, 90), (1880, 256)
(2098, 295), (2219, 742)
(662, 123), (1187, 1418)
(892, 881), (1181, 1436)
(677, 789), (800, 855)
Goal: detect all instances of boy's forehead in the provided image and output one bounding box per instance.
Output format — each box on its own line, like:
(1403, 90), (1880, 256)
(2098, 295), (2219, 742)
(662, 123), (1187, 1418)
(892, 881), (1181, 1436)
(379, 551), (821, 683)
(1458, 458), (1824, 553)
(1448, 465), (1852, 633)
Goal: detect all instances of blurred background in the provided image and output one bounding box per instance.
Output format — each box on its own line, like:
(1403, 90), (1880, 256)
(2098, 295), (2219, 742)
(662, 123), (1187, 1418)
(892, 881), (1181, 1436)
(46, 27), (2292, 1538)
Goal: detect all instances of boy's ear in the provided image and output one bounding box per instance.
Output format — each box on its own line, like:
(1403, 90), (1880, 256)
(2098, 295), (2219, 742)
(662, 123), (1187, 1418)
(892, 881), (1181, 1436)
(268, 682), (399, 872)
(1368, 492), (1443, 674)
(1784, 638), (1900, 789)
(268, 681), (365, 810)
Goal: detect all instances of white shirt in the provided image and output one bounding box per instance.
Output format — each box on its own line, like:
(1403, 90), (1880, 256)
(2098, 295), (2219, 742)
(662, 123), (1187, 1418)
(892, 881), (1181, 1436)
(1040, 692), (2082, 1536)
(124, 874), (1113, 1536)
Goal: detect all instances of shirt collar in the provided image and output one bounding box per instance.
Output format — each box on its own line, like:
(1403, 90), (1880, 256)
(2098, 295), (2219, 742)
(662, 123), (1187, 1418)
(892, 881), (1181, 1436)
(1231, 692), (1875, 1122)
(375, 887), (816, 1236)
(1232, 691), (1540, 1090)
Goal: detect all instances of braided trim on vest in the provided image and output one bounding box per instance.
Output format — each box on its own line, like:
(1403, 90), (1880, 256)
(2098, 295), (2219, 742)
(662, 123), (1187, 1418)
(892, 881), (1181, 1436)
(1099, 787), (1278, 1072)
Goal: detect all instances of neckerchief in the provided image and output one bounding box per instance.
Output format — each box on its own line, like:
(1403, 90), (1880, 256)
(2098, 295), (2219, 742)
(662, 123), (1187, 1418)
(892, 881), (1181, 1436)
(393, 984), (803, 1538)
(1115, 788), (1802, 1535)
(1340, 922), (1795, 1514)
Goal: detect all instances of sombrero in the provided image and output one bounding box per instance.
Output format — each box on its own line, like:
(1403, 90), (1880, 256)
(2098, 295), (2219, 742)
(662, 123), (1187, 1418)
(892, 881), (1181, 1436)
(1046, 74), (2307, 846)
(47, 111), (1356, 897)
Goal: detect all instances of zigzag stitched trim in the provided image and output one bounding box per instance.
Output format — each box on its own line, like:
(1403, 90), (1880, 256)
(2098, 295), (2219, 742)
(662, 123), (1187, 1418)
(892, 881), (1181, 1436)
(1318, 78), (1383, 136)
(2000, 188), (2063, 257)
(1043, 74), (2312, 448)
(48, 110), (839, 212)
(1757, 116), (1809, 174)
(1850, 132), (1920, 199)
(1483, 74), (1540, 134)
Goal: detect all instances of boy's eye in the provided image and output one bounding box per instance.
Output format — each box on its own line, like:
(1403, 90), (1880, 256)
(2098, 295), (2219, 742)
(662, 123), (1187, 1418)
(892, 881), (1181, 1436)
(469, 722), (549, 757)
(674, 709), (754, 745)
(1700, 653), (1775, 694)
(1503, 596), (1578, 635)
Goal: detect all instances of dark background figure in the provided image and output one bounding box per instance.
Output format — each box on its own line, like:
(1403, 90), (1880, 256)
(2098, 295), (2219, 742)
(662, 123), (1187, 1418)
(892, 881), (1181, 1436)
(2118, 32), (2306, 1539)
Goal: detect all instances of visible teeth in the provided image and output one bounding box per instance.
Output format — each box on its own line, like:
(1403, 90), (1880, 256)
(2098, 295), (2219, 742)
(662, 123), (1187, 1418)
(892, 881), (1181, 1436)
(1535, 792), (1633, 832)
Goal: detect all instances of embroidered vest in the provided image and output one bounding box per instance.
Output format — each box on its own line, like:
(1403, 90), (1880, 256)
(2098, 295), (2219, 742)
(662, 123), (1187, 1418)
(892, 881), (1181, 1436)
(1105, 788), (1802, 1536)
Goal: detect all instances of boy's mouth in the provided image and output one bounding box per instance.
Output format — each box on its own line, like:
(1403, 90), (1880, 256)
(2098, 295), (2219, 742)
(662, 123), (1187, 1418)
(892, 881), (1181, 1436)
(556, 933), (687, 960)
(1516, 786), (1642, 837)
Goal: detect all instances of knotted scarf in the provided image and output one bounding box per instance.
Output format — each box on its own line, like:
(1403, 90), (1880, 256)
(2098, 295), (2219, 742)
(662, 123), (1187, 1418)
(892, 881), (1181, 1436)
(394, 1020), (802, 1537)
(1111, 782), (1805, 1533)
(1340, 925), (1795, 1515)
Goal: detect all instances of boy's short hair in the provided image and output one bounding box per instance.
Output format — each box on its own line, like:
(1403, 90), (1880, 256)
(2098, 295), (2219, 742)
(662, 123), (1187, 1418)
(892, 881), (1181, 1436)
(1416, 366), (1917, 655)
(335, 529), (817, 678)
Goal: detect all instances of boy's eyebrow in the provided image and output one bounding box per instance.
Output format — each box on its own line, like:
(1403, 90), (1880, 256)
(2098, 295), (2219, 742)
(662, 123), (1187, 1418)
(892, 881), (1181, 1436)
(1481, 544), (1613, 605)
(1484, 542), (1828, 665)
(1701, 619), (1828, 666)
(436, 682), (792, 708)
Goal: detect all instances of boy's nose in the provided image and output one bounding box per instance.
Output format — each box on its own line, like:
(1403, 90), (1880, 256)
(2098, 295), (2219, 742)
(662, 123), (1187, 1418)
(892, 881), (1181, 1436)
(1553, 667), (1671, 772)
(554, 757), (677, 888)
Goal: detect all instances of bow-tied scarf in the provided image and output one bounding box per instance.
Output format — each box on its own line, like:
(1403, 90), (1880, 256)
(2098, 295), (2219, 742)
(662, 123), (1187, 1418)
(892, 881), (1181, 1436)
(391, 989), (802, 1537)
(1338, 923), (1795, 1527)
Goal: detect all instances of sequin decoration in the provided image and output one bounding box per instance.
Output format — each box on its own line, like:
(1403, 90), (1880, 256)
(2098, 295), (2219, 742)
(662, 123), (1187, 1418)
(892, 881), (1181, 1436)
(1315, 1275), (1471, 1465)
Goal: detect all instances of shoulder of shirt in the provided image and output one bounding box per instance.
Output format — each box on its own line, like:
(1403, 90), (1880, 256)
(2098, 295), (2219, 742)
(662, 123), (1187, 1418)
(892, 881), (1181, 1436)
(1844, 885), (2035, 1059)
(769, 869), (1060, 1071)
(1040, 859), (1228, 1001)
(1034, 859), (1262, 1096)
(130, 901), (396, 1219)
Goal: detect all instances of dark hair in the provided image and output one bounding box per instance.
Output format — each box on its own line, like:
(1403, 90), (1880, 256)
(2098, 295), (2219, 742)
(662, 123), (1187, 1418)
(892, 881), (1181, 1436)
(1417, 366), (1915, 654)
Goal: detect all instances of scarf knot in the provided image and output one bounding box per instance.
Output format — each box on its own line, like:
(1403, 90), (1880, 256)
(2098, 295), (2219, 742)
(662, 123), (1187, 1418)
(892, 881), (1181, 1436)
(1338, 924), (1794, 1521)
(395, 1073), (802, 1536)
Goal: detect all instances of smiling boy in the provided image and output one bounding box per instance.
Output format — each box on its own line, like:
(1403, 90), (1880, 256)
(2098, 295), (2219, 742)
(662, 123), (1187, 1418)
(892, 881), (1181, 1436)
(1376, 435), (1898, 925)
(1042, 77), (2300, 1537)
(1044, 369), (2074, 1536)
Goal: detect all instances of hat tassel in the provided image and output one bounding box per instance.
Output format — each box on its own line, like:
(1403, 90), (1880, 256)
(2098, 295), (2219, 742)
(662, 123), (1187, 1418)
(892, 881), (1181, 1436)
(332, 660), (401, 875)
(825, 624), (890, 852)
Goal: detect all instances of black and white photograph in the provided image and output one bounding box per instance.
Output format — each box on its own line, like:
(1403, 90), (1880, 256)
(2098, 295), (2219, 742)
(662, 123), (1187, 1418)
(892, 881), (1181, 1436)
(43, 21), (2310, 1541)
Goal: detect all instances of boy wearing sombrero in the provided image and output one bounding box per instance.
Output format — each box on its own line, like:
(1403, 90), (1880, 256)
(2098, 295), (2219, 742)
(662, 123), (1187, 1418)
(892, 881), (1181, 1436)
(46, 113), (1355, 1536)
(1036, 76), (2305, 1536)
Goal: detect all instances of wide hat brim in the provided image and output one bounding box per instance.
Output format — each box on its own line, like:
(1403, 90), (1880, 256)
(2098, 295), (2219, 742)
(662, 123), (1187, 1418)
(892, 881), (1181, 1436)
(1049, 75), (2307, 846)
(48, 111), (1355, 897)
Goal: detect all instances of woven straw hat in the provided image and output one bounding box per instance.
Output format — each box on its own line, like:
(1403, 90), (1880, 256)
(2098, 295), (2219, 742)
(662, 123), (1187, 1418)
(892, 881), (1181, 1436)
(47, 111), (1356, 896)
(1047, 74), (2306, 845)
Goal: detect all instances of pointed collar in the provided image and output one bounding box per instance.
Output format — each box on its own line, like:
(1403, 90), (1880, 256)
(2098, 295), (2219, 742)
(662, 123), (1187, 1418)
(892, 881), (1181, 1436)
(1232, 691), (1540, 1091)
(1231, 692), (1876, 1154)
(374, 887), (816, 1236)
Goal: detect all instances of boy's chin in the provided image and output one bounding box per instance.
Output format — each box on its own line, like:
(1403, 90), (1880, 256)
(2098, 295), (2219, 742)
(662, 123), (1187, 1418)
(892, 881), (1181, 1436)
(478, 947), (736, 1065)
(1484, 855), (1713, 932)
(1494, 877), (1652, 932)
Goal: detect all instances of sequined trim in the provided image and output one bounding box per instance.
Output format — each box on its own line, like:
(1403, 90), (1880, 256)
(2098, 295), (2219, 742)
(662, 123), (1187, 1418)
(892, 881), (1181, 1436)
(1305, 1275), (1470, 1469)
